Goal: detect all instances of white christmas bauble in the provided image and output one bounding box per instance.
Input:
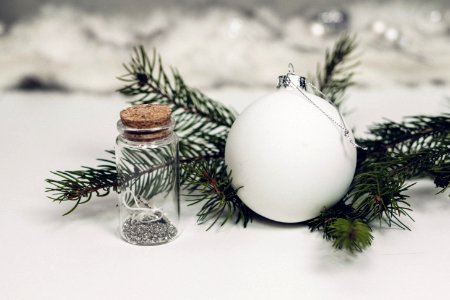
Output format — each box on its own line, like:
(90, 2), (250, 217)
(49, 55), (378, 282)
(225, 86), (357, 223)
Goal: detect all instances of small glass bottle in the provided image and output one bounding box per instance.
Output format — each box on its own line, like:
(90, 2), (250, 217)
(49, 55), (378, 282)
(115, 104), (180, 245)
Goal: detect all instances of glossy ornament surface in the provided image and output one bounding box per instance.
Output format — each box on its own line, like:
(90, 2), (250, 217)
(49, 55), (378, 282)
(225, 86), (357, 223)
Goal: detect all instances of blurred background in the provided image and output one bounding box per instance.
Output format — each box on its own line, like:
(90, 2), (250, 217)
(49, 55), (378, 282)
(0, 0), (449, 93)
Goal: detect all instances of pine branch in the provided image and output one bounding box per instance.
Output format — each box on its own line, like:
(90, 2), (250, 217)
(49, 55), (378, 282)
(348, 161), (415, 230)
(119, 47), (236, 159)
(349, 142), (448, 229)
(45, 150), (117, 215)
(183, 158), (253, 229)
(46, 149), (226, 215)
(309, 115), (449, 251)
(359, 114), (450, 157)
(116, 145), (177, 207)
(119, 47), (235, 127)
(313, 33), (358, 107)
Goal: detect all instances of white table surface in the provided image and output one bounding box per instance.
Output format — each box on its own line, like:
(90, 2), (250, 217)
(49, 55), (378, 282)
(0, 87), (449, 300)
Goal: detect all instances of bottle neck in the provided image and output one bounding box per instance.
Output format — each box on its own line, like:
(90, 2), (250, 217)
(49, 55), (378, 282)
(117, 118), (175, 142)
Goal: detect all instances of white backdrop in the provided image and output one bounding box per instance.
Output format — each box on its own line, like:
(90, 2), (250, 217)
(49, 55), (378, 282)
(0, 86), (448, 299)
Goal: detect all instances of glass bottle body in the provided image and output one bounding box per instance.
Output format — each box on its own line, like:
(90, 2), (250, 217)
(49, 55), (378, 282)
(115, 120), (180, 245)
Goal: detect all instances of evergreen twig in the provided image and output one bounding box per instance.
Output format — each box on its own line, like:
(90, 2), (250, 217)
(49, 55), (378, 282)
(313, 33), (358, 107)
(183, 158), (253, 229)
(308, 115), (450, 250)
(45, 151), (117, 215)
(119, 47), (236, 159)
(358, 115), (449, 157)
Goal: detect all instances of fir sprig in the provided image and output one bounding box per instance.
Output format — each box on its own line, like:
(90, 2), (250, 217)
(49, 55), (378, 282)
(183, 158), (253, 229)
(360, 115), (449, 156)
(116, 145), (177, 207)
(119, 47), (235, 127)
(308, 115), (450, 250)
(313, 34), (358, 107)
(45, 150), (117, 215)
(119, 47), (236, 159)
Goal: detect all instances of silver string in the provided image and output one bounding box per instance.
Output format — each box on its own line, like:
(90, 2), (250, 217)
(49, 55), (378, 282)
(288, 79), (366, 150)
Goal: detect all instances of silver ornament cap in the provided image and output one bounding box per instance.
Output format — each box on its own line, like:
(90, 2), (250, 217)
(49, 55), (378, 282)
(277, 63), (306, 90)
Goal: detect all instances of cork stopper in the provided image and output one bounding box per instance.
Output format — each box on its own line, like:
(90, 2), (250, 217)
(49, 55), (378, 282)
(120, 104), (172, 129)
(118, 104), (174, 142)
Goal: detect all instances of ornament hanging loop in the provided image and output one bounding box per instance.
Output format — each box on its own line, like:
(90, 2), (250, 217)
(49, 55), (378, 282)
(288, 63), (295, 74)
